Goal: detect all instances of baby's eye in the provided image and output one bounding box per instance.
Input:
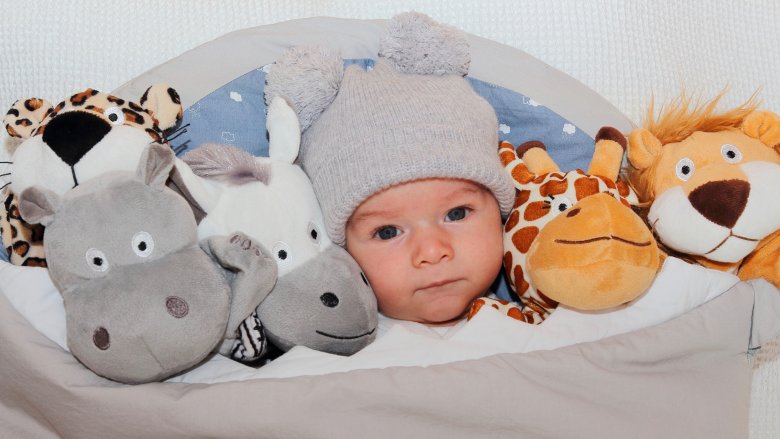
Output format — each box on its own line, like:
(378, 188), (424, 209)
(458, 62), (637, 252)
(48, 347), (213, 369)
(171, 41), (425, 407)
(374, 226), (400, 241)
(446, 207), (470, 221)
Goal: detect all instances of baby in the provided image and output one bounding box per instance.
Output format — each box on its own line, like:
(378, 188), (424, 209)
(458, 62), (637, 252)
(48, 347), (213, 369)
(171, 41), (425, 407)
(269, 12), (515, 326)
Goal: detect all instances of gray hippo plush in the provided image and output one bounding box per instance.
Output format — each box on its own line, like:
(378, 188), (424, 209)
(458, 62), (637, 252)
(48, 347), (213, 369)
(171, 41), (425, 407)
(18, 143), (277, 384)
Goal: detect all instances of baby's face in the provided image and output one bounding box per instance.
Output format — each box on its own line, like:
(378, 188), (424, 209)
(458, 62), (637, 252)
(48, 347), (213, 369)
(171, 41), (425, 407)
(345, 178), (503, 324)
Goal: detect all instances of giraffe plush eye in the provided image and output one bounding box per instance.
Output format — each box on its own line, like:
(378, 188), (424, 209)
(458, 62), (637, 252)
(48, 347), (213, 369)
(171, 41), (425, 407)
(85, 248), (109, 272)
(550, 196), (573, 214)
(104, 106), (124, 125)
(675, 157), (695, 181)
(720, 144), (742, 163)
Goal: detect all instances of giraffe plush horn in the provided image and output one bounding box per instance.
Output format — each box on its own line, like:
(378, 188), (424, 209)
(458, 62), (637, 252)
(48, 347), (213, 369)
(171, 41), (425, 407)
(587, 126), (627, 180)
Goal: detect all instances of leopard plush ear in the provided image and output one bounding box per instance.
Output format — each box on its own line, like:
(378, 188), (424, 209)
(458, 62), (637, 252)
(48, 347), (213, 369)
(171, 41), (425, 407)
(18, 186), (62, 227)
(741, 110), (780, 149)
(139, 83), (183, 131)
(627, 128), (663, 171)
(4, 98), (53, 139)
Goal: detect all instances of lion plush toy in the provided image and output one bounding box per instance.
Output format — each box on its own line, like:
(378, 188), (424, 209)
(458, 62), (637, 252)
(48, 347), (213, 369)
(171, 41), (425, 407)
(470, 128), (661, 323)
(626, 93), (780, 289)
(1, 84), (183, 266)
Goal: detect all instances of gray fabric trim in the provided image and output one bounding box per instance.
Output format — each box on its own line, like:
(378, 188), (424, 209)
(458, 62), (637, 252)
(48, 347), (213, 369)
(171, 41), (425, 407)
(0, 281), (768, 438)
(112, 17), (632, 138)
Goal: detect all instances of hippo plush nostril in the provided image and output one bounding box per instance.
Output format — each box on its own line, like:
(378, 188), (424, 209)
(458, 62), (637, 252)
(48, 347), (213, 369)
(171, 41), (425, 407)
(93, 327), (110, 350)
(165, 296), (189, 318)
(689, 179), (750, 229)
(42, 111), (112, 167)
(320, 292), (339, 308)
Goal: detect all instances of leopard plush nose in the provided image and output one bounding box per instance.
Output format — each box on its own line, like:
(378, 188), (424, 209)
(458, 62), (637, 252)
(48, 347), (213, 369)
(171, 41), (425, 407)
(688, 179), (750, 229)
(42, 111), (111, 167)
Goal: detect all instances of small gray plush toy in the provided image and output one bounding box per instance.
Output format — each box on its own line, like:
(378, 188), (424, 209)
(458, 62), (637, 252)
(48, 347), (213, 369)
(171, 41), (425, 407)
(18, 143), (277, 384)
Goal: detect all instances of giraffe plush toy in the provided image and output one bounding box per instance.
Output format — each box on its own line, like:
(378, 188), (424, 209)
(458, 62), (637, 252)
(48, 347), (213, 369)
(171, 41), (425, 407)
(470, 128), (661, 323)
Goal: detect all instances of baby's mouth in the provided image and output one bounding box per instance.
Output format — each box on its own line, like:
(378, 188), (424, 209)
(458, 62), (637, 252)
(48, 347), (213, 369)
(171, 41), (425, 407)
(419, 279), (459, 291)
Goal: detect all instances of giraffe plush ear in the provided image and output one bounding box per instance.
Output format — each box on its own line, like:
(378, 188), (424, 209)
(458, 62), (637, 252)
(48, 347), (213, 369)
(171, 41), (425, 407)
(4, 98), (53, 139)
(627, 128), (663, 171)
(741, 110), (780, 148)
(139, 83), (183, 131)
(516, 140), (560, 175)
(587, 127), (626, 180)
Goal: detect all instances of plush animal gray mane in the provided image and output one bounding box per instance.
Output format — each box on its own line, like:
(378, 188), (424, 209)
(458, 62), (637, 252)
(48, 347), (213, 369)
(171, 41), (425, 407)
(184, 143), (272, 185)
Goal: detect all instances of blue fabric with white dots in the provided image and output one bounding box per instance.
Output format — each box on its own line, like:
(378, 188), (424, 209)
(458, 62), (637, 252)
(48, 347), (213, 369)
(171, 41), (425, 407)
(171, 59), (597, 303)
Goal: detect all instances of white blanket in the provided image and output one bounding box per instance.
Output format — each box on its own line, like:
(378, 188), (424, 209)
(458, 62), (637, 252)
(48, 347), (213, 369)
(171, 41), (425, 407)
(0, 257), (740, 383)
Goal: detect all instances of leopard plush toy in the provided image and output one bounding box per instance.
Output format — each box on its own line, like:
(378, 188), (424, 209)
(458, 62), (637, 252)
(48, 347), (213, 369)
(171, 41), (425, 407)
(2, 84), (183, 266)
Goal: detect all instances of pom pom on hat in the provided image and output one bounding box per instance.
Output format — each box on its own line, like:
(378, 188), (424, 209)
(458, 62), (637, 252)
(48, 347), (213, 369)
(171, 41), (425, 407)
(264, 46), (344, 131)
(378, 11), (470, 76)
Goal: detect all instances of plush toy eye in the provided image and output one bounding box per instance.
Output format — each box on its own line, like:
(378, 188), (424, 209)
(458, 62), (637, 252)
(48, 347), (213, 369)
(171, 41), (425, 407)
(104, 106), (125, 125)
(675, 157), (695, 181)
(85, 248), (109, 272)
(550, 195), (573, 214)
(308, 221), (321, 245)
(272, 241), (292, 268)
(720, 143), (743, 163)
(131, 231), (154, 258)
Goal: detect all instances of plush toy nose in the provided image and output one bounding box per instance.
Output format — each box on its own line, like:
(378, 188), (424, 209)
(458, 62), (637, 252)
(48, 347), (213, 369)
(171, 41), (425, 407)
(42, 110), (112, 167)
(688, 180), (749, 229)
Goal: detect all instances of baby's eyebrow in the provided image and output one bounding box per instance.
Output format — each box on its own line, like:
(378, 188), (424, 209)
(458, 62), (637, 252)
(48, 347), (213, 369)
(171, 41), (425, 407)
(349, 208), (396, 225)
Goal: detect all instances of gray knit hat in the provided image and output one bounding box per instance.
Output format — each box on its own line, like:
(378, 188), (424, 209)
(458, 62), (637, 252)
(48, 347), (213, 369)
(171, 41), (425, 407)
(265, 12), (515, 245)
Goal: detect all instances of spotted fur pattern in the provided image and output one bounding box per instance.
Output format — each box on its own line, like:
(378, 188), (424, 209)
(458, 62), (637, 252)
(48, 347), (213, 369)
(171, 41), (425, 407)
(1, 85), (182, 265)
(471, 140), (636, 324)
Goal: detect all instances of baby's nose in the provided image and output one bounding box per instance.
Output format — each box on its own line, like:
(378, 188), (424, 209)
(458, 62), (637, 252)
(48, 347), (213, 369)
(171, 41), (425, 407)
(412, 229), (453, 266)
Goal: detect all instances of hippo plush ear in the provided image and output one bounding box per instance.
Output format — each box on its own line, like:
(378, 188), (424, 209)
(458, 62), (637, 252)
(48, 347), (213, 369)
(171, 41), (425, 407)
(137, 143), (176, 190)
(17, 186), (62, 226)
(267, 96), (301, 164)
(3, 98), (53, 139)
(139, 83), (183, 131)
(741, 110), (780, 148)
(627, 128), (663, 171)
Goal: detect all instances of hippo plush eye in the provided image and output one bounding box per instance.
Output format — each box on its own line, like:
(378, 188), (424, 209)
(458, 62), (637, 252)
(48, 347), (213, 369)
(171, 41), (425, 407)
(104, 106), (125, 126)
(675, 157), (695, 181)
(550, 195), (573, 214)
(85, 248), (109, 272)
(131, 231), (155, 258)
(720, 144), (743, 163)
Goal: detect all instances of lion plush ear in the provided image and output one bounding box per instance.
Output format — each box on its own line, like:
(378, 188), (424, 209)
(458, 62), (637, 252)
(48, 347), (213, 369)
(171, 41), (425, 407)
(627, 128), (663, 171)
(3, 98), (53, 139)
(139, 83), (183, 131)
(18, 186), (62, 227)
(741, 110), (780, 149)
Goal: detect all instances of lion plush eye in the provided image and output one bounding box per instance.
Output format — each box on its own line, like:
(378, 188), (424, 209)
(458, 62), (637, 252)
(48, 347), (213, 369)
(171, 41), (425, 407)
(104, 106), (125, 126)
(675, 157), (695, 181)
(132, 231), (155, 258)
(720, 144), (743, 163)
(85, 248), (110, 272)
